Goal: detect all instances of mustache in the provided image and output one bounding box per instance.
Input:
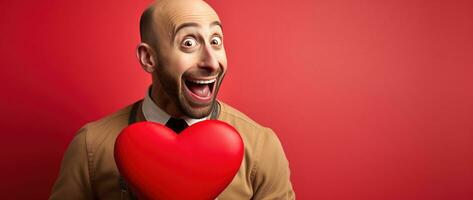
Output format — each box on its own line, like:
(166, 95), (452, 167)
(183, 66), (224, 78)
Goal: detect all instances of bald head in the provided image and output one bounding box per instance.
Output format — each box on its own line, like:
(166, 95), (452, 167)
(139, 0), (220, 48)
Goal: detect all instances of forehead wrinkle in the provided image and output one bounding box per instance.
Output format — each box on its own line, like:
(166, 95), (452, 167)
(169, 14), (220, 41)
(169, 13), (219, 28)
(151, 0), (221, 44)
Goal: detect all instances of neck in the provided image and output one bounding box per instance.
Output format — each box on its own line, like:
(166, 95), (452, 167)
(150, 83), (183, 118)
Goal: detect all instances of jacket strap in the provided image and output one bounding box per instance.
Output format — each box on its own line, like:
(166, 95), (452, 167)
(118, 100), (142, 199)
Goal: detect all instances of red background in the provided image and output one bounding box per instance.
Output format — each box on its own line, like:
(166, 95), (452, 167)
(1, 0), (472, 199)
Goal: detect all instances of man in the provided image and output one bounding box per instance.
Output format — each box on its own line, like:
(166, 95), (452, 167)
(49, 0), (295, 199)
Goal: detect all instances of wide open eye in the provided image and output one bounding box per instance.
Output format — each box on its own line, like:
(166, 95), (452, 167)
(210, 36), (222, 46)
(181, 38), (198, 48)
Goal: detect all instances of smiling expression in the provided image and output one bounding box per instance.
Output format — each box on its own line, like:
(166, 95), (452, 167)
(140, 0), (227, 119)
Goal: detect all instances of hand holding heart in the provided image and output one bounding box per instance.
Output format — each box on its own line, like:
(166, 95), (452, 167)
(114, 120), (244, 200)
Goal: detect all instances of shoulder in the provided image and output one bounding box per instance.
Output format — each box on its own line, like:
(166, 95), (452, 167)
(83, 104), (132, 131)
(75, 102), (136, 153)
(217, 101), (265, 130)
(216, 100), (280, 154)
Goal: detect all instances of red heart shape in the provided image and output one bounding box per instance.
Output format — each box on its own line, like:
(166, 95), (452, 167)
(114, 120), (244, 200)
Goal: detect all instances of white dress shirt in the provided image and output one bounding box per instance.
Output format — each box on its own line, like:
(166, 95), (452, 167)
(142, 88), (208, 125)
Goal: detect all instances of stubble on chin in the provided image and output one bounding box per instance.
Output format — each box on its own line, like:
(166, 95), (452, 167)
(155, 64), (224, 119)
(177, 91), (215, 118)
(177, 71), (224, 119)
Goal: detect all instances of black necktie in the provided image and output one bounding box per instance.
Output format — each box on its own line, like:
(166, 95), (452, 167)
(165, 117), (188, 134)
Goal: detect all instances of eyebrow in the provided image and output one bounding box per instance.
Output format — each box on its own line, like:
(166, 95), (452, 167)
(210, 21), (223, 31)
(173, 21), (223, 38)
(174, 22), (200, 37)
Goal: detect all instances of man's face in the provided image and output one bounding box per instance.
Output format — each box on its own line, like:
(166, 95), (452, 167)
(152, 0), (227, 119)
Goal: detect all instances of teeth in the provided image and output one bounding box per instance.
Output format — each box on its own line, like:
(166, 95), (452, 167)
(188, 79), (216, 84)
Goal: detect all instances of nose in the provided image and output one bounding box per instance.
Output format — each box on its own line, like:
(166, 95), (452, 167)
(197, 44), (219, 73)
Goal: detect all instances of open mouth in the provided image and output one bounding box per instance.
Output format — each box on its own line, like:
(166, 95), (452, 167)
(183, 78), (217, 104)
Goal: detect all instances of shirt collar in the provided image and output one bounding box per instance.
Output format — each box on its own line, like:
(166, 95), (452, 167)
(142, 87), (208, 125)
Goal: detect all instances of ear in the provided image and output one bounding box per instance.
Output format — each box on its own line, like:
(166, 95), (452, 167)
(136, 43), (157, 73)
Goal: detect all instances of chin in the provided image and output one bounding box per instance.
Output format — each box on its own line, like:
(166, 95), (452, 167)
(179, 96), (215, 119)
(178, 75), (222, 119)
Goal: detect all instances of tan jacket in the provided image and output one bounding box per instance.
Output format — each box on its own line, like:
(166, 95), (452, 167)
(49, 100), (295, 200)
